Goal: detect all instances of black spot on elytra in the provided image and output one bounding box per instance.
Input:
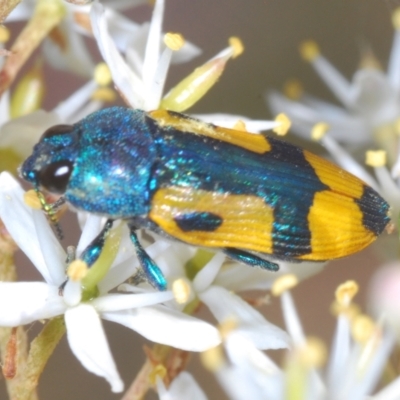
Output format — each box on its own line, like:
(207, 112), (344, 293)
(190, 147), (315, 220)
(174, 212), (223, 232)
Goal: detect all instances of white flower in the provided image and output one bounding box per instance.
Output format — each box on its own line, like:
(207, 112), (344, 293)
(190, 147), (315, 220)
(90, 0), (201, 111)
(89, 0), (282, 133)
(267, 8), (400, 178)
(206, 276), (397, 400)
(147, 243), (292, 351)
(0, 172), (221, 392)
(267, 35), (400, 147)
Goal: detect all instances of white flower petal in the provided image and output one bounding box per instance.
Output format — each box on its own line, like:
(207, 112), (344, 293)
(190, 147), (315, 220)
(311, 54), (353, 108)
(351, 69), (399, 124)
(102, 305), (221, 351)
(215, 261), (326, 292)
(200, 286), (289, 349)
(142, 0), (164, 98)
(223, 333), (284, 399)
(0, 90), (9, 123)
(63, 280), (82, 307)
(76, 214), (104, 256)
(42, 17), (94, 79)
(65, 304), (124, 393)
(388, 28), (400, 90)
(374, 375), (400, 400)
(31, 209), (66, 285)
(158, 372), (207, 400)
(267, 91), (369, 144)
(0, 282), (65, 326)
(0, 173), (64, 284)
(214, 263), (277, 291)
(90, 2), (145, 108)
(92, 291), (174, 312)
(215, 364), (275, 400)
(281, 291), (306, 346)
(193, 113), (276, 133)
(103, 8), (142, 54)
(170, 41), (202, 64)
(193, 252), (225, 293)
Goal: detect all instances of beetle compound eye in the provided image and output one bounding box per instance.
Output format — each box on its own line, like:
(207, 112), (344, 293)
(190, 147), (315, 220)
(40, 124), (74, 141)
(38, 160), (73, 194)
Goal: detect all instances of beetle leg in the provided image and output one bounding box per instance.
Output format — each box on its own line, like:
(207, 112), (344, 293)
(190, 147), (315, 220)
(129, 227), (167, 291)
(58, 219), (114, 295)
(224, 248), (279, 271)
(80, 219), (114, 266)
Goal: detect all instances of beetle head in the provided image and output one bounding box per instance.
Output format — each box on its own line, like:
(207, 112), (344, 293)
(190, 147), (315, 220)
(20, 124), (80, 194)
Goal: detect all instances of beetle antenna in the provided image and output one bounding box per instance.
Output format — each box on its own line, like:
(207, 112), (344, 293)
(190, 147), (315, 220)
(34, 188), (65, 240)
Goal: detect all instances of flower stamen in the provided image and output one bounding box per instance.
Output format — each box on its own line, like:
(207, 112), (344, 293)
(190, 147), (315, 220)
(67, 259), (89, 281)
(273, 113), (291, 136)
(164, 33), (184, 51)
(172, 278), (192, 304)
(365, 150), (387, 168)
(311, 122), (330, 140)
(271, 274), (298, 296)
(299, 40), (320, 62)
(335, 280), (359, 307)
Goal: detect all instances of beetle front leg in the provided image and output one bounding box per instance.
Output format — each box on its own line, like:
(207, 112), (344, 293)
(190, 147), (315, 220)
(128, 225), (167, 291)
(80, 219), (114, 266)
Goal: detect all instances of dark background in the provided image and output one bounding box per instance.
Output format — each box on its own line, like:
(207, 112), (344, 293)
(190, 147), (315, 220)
(2, 0), (399, 398)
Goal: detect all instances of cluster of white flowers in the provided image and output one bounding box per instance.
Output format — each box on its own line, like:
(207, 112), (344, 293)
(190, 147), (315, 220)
(1, 0), (400, 399)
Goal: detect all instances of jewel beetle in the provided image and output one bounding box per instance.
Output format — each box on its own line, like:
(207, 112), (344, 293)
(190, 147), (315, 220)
(21, 107), (391, 291)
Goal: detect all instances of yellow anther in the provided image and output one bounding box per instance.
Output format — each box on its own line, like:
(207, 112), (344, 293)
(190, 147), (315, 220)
(365, 150), (386, 167)
(0, 26), (10, 43)
(335, 280), (359, 307)
(311, 122), (330, 140)
(164, 32), (184, 51)
(271, 274), (298, 296)
(299, 40), (320, 62)
(23, 190), (42, 210)
(172, 278), (192, 304)
(298, 337), (327, 368)
(351, 314), (375, 344)
(200, 346), (225, 372)
(233, 120), (247, 132)
(229, 37), (244, 58)
(219, 317), (238, 341)
(149, 364), (167, 385)
(273, 113), (291, 136)
(392, 8), (400, 30)
(67, 259), (89, 281)
(284, 79), (303, 100)
(91, 87), (117, 102)
(94, 62), (112, 87)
